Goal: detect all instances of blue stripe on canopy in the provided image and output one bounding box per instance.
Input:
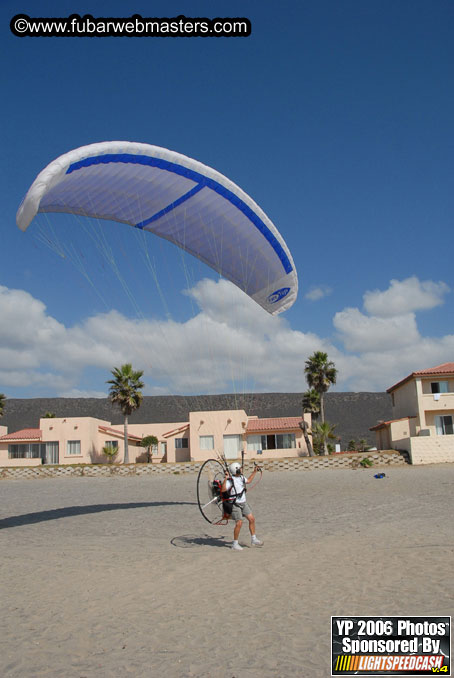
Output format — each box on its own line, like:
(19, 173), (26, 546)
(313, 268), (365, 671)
(135, 183), (206, 229)
(67, 153), (293, 275)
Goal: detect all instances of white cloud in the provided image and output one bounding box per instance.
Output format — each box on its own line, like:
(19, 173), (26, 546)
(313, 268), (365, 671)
(334, 336), (454, 392)
(304, 285), (332, 301)
(363, 276), (450, 317)
(332, 276), (454, 390)
(0, 369), (73, 391)
(0, 280), (334, 396)
(333, 308), (420, 352)
(0, 276), (452, 396)
(59, 389), (108, 398)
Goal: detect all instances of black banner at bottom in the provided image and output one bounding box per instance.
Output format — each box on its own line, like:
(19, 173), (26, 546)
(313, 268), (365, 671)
(331, 616), (450, 676)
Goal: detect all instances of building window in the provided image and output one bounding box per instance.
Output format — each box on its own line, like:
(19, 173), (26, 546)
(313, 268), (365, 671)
(247, 435), (267, 451)
(247, 433), (296, 451)
(175, 438), (188, 449)
(199, 435), (214, 450)
(105, 440), (118, 450)
(223, 434), (242, 458)
(8, 443), (43, 459)
(67, 440), (81, 455)
(45, 442), (59, 464)
(276, 433), (296, 449)
(160, 442), (167, 456)
(431, 381), (449, 394)
(435, 415), (453, 436)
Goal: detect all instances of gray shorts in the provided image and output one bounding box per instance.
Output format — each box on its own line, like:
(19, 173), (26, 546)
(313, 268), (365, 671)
(231, 502), (252, 522)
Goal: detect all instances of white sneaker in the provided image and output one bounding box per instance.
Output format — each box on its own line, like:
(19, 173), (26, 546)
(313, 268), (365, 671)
(231, 542), (243, 551)
(251, 538), (263, 547)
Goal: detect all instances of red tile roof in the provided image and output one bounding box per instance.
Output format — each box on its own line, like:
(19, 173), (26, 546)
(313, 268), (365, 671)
(413, 362), (454, 375)
(246, 417), (302, 433)
(387, 362), (454, 393)
(370, 416), (416, 431)
(162, 423), (189, 439)
(0, 428), (42, 441)
(98, 425), (142, 442)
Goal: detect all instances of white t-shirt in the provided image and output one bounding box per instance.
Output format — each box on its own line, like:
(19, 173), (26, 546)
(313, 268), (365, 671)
(226, 475), (247, 504)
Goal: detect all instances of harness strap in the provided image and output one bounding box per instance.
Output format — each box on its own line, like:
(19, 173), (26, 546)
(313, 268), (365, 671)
(225, 475), (247, 504)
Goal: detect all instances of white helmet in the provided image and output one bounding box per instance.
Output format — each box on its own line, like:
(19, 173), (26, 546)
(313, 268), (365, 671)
(229, 462), (241, 475)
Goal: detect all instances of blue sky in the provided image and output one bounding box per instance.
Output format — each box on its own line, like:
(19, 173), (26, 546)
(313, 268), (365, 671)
(1, 0), (453, 399)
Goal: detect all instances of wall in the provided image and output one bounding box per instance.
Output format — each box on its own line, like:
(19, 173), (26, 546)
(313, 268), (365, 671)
(187, 410), (308, 461)
(391, 380), (418, 419)
(0, 453), (42, 468)
(128, 421), (189, 463)
(423, 410), (454, 436)
(420, 394), (454, 417)
(389, 418), (413, 443)
(0, 450), (409, 479)
(40, 417), (111, 465)
(421, 377), (454, 394)
(0, 412), (310, 468)
(383, 415), (454, 464)
(374, 419), (413, 453)
(246, 414), (310, 459)
(2, 417), (145, 466)
(0, 418), (178, 467)
(390, 437), (411, 454)
(376, 419), (454, 465)
(189, 409), (248, 461)
(374, 427), (391, 450)
(0, 429), (44, 467)
(409, 435), (454, 465)
(97, 427), (143, 464)
(0, 427), (14, 466)
(42, 419), (189, 465)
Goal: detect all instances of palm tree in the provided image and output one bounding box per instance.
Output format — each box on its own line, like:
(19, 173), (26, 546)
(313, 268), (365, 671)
(312, 421), (337, 456)
(300, 389), (319, 457)
(304, 351), (337, 424)
(298, 419), (314, 457)
(302, 388), (320, 420)
(107, 364), (145, 464)
(0, 393), (5, 418)
(102, 444), (119, 464)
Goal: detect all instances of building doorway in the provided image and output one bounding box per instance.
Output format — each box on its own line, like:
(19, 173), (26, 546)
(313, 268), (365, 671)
(223, 434), (242, 459)
(43, 442), (59, 464)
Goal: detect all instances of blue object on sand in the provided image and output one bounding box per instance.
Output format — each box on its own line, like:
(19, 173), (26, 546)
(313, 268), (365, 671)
(374, 473), (386, 479)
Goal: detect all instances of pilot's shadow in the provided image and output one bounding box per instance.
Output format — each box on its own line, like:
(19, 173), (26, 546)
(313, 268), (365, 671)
(171, 534), (229, 548)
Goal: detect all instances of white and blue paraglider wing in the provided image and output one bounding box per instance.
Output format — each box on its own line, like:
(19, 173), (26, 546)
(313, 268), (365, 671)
(16, 141), (298, 315)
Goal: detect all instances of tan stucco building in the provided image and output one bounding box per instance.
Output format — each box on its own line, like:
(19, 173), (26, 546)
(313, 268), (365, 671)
(0, 410), (311, 467)
(370, 362), (454, 464)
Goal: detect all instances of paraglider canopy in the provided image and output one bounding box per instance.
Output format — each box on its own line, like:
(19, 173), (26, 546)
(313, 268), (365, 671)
(17, 141), (298, 314)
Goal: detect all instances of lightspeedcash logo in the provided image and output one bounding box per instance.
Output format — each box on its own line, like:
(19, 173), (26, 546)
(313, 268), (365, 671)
(331, 616), (451, 676)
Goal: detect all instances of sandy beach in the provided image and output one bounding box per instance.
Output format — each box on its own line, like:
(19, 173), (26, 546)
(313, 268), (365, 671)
(0, 464), (453, 678)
